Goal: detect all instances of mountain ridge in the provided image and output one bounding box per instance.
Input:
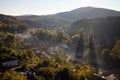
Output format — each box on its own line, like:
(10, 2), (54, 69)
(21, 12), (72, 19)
(1, 6), (120, 29)
(54, 6), (120, 21)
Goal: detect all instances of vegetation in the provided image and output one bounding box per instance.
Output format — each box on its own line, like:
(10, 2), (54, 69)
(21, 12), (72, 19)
(0, 9), (120, 79)
(0, 14), (27, 33)
(69, 16), (120, 48)
(32, 28), (71, 44)
(0, 70), (27, 80)
(101, 40), (120, 70)
(0, 28), (95, 80)
(75, 29), (85, 58)
(86, 29), (98, 68)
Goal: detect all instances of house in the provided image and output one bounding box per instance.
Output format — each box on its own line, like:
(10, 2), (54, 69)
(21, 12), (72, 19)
(0, 58), (19, 68)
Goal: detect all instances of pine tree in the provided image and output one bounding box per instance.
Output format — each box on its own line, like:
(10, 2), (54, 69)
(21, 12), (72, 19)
(76, 29), (84, 58)
(87, 29), (98, 68)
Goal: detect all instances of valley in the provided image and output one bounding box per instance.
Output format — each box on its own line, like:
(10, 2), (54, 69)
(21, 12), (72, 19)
(0, 7), (120, 80)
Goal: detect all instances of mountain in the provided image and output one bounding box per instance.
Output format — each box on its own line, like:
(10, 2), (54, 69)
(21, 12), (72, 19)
(0, 14), (27, 33)
(55, 7), (120, 21)
(1, 6), (120, 30)
(15, 7), (120, 29)
(68, 16), (120, 48)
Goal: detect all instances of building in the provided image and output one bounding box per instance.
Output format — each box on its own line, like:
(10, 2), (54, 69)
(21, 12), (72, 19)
(87, 74), (106, 80)
(0, 58), (19, 68)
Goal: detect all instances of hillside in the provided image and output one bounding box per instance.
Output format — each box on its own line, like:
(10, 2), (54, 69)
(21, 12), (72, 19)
(68, 16), (120, 48)
(55, 7), (120, 21)
(0, 14), (27, 33)
(16, 15), (71, 29)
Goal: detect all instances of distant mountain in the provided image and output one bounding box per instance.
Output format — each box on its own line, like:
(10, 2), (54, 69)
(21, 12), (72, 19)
(55, 7), (120, 21)
(1, 6), (120, 30)
(0, 14), (27, 33)
(68, 16), (120, 48)
(15, 7), (120, 29)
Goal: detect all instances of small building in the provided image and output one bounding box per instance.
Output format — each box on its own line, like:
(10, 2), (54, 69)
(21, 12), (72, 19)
(0, 58), (19, 68)
(87, 74), (106, 80)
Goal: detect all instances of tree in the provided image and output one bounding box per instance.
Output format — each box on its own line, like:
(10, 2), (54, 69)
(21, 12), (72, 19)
(87, 29), (98, 68)
(55, 67), (71, 80)
(75, 29), (84, 58)
(56, 29), (71, 44)
(36, 67), (55, 80)
(111, 40), (120, 59)
(101, 48), (110, 63)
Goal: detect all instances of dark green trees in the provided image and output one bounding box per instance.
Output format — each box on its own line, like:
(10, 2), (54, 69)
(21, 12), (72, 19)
(87, 29), (98, 68)
(75, 29), (98, 68)
(111, 40), (120, 59)
(75, 29), (84, 58)
(55, 67), (71, 80)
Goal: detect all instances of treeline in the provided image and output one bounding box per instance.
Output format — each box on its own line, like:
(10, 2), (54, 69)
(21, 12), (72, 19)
(0, 14), (27, 33)
(31, 28), (71, 44)
(69, 16), (120, 48)
(100, 40), (120, 72)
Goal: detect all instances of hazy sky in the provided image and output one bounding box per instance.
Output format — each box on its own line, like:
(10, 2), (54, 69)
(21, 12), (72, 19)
(0, 0), (120, 15)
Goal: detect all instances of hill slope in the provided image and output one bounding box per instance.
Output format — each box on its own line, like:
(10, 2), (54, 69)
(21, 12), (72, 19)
(0, 14), (27, 33)
(55, 7), (120, 21)
(16, 15), (71, 29)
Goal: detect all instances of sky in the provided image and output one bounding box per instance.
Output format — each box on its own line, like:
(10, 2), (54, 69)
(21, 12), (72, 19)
(0, 0), (120, 16)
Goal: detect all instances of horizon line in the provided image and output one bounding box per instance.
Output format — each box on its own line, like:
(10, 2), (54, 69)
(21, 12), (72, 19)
(1, 6), (120, 16)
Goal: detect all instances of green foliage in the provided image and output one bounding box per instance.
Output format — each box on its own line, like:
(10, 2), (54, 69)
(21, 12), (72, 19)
(76, 29), (85, 58)
(0, 70), (26, 80)
(71, 34), (80, 45)
(100, 40), (120, 70)
(69, 16), (120, 48)
(20, 49), (39, 66)
(36, 67), (55, 80)
(0, 47), (17, 57)
(55, 64), (94, 80)
(0, 14), (27, 33)
(42, 60), (50, 67)
(55, 56), (63, 63)
(74, 64), (95, 78)
(86, 29), (98, 67)
(33, 28), (71, 44)
(101, 48), (111, 62)
(36, 76), (45, 80)
(88, 29), (95, 51)
(55, 67), (71, 80)
(111, 40), (120, 59)
(56, 29), (71, 43)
